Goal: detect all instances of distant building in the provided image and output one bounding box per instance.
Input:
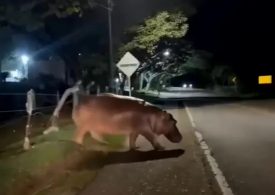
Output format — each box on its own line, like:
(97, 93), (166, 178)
(0, 32), (73, 85)
(1, 55), (67, 83)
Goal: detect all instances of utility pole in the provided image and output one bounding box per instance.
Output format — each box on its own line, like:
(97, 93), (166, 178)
(88, 0), (114, 90)
(108, 0), (114, 91)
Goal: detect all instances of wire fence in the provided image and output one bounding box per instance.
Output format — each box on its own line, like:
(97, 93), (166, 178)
(0, 91), (60, 123)
(0, 93), (59, 113)
(0, 88), (76, 150)
(0, 105), (57, 113)
(0, 101), (72, 130)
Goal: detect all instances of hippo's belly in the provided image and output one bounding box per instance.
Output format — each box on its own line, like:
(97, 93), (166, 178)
(83, 111), (144, 135)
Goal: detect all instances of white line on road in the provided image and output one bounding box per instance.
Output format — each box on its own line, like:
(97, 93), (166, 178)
(185, 105), (234, 195)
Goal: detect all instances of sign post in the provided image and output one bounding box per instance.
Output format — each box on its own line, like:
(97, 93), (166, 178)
(116, 52), (140, 96)
(128, 77), (132, 96)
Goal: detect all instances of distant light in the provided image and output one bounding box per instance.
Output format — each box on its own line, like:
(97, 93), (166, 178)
(78, 53), (82, 56)
(21, 55), (30, 65)
(232, 76), (237, 84)
(189, 84), (193, 88)
(163, 50), (170, 57)
(258, 75), (272, 85)
(183, 84), (187, 88)
(115, 78), (119, 83)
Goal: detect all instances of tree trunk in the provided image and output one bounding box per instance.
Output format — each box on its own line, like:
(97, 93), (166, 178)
(139, 73), (144, 90)
(145, 73), (162, 91)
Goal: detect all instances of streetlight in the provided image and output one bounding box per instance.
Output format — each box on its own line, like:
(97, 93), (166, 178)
(114, 77), (119, 94)
(21, 55), (30, 78)
(21, 55), (30, 65)
(163, 50), (171, 57)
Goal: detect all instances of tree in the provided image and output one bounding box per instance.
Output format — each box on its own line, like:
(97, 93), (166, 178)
(137, 49), (214, 91)
(211, 65), (236, 86)
(0, 72), (9, 82)
(79, 53), (108, 88)
(120, 11), (189, 55)
(0, 0), (96, 81)
(137, 40), (193, 91)
(119, 11), (190, 91)
(0, 0), (93, 24)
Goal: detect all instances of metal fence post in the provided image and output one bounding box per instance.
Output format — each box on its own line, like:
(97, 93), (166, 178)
(23, 89), (36, 150)
(97, 85), (100, 95)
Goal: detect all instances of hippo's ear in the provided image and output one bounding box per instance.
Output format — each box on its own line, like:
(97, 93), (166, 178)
(160, 112), (168, 119)
(168, 113), (177, 123)
(162, 112), (177, 124)
(161, 112), (171, 120)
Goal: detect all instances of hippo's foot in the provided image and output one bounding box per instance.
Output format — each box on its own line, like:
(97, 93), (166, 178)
(129, 146), (139, 151)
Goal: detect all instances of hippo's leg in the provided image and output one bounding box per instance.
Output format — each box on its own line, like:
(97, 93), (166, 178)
(90, 131), (108, 144)
(141, 131), (164, 150)
(74, 128), (87, 145)
(129, 132), (139, 150)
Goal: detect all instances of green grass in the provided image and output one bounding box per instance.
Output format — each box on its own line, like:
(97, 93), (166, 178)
(103, 135), (126, 147)
(0, 129), (80, 195)
(0, 124), (127, 195)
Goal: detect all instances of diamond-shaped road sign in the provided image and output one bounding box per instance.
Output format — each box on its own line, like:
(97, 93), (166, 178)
(116, 52), (140, 78)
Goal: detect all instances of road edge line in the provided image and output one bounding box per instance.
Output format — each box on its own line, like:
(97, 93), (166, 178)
(185, 105), (234, 195)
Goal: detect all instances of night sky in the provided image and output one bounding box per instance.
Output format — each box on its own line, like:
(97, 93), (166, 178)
(43, 0), (274, 79)
(189, 0), (274, 71)
(111, 0), (274, 74)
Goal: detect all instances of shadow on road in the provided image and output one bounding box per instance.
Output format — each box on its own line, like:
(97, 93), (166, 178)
(76, 149), (185, 170)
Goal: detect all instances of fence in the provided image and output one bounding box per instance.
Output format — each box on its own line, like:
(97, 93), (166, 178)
(0, 91), (60, 128)
(0, 90), (61, 150)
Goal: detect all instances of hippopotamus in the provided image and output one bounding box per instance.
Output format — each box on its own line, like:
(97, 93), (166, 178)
(72, 95), (182, 150)
(98, 93), (153, 106)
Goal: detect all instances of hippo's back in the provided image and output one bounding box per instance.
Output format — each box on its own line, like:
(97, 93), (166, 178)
(73, 95), (159, 134)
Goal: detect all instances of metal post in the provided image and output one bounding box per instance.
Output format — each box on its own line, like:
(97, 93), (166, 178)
(108, 0), (114, 90)
(24, 89), (35, 150)
(26, 64), (28, 78)
(128, 76), (132, 97)
(97, 85), (101, 95)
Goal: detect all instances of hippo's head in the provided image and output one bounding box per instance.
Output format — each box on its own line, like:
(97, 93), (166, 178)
(155, 111), (182, 143)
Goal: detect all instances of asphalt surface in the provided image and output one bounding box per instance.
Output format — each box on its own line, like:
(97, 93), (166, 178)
(79, 109), (220, 195)
(186, 99), (275, 195)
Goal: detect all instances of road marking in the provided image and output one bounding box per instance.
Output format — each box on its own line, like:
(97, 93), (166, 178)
(185, 105), (234, 195)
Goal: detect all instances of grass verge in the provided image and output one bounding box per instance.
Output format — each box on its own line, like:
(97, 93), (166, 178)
(0, 124), (126, 195)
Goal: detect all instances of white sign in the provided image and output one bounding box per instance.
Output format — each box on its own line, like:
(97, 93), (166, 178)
(116, 52), (140, 77)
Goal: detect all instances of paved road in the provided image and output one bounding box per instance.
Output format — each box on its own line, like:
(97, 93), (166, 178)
(187, 100), (275, 195)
